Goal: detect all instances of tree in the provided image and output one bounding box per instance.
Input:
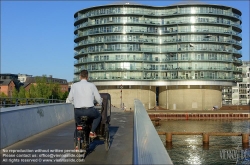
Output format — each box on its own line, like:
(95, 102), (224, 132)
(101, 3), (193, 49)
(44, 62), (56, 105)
(25, 89), (31, 98)
(12, 88), (19, 98)
(50, 83), (63, 101)
(0, 92), (7, 98)
(35, 76), (52, 98)
(18, 86), (26, 98)
(29, 84), (37, 98)
(16, 86), (26, 104)
(61, 91), (69, 100)
(7, 75), (67, 102)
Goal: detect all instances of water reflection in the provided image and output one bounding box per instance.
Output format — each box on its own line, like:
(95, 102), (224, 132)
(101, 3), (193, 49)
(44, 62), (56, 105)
(185, 145), (201, 165)
(156, 120), (250, 165)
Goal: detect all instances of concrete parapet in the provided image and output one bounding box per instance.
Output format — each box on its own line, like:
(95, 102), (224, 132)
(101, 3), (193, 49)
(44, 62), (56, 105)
(134, 99), (173, 164)
(0, 103), (74, 149)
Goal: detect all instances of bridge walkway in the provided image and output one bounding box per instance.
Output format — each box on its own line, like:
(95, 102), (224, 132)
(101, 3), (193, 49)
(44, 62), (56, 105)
(1, 110), (133, 165)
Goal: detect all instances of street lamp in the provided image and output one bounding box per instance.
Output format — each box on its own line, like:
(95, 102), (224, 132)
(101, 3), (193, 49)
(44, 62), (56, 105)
(120, 84), (123, 110)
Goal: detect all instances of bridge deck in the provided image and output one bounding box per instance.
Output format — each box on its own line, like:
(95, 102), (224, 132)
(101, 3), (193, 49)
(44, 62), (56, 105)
(1, 110), (133, 165)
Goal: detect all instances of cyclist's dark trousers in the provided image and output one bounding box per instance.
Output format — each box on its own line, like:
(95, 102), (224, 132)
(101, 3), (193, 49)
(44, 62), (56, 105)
(74, 107), (101, 133)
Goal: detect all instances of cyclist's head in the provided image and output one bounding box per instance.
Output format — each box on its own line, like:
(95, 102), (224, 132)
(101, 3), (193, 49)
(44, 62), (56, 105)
(80, 70), (88, 80)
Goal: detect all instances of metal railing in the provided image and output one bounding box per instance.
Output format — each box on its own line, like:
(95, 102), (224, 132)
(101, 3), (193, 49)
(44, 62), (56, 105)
(74, 47), (242, 56)
(0, 97), (65, 108)
(75, 9), (241, 21)
(133, 99), (173, 165)
(73, 76), (242, 82)
(75, 20), (242, 31)
(74, 57), (242, 65)
(75, 38), (242, 48)
(74, 29), (242, 39)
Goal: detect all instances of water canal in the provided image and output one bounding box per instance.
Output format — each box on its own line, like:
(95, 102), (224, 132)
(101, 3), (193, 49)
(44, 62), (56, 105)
(155, 120), (250, 165)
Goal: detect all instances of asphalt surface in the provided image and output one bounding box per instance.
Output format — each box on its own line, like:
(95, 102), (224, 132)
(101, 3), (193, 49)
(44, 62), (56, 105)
(1, 108), (133, 165)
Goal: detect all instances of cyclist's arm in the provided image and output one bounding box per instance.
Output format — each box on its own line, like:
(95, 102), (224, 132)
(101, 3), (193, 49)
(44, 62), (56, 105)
(92, 85), (102, 105)
(67, 86), (74, 104)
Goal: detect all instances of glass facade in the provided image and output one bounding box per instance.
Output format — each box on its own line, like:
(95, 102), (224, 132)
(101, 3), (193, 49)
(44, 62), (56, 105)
(73, 3), (242, 85)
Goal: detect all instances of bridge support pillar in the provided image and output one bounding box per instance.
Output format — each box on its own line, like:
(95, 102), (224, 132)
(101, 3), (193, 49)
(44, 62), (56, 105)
(203, 133), (209, 144)
(242, 133), (249, 149)
(166, 133), (172, 143)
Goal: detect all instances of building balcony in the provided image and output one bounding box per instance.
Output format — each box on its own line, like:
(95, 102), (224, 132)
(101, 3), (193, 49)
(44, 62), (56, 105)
(74, 19), (242, 31)
(74, 37), (242, 49)
(233, 59), (243, 66)
(74, 29), (242, 42)
(74, 47), (242, 57)
(74, 8), (241, 23)
(74, 57), (242, 65)
(84, 76), (239, 82)
(84, 67), (240, 73)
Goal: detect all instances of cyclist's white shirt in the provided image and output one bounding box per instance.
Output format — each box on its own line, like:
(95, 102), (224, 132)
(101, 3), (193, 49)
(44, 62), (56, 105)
(67, 79), (102, 108)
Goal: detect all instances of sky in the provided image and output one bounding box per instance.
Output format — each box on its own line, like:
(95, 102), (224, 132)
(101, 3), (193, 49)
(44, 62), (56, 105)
(1, 0), (249, 82)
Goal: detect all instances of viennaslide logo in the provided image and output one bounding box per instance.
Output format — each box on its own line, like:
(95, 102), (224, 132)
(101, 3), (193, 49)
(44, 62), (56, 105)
(220, 146), (250, 164)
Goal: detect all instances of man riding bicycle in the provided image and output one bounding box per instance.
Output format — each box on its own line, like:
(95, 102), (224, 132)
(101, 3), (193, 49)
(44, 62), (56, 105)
(67, 70), (102, 138)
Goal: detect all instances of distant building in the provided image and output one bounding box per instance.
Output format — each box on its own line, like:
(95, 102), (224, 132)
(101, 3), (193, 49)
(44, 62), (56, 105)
(0, 73), (21, 90)
(0, 79), (15, 97)
(222, 86), (233, 105)
(24, 75), (68, 93)
(18, 74), (32, 83)
(232, 61), (250, 105)
(0, 73), (18, 80)
(73, 2), (242, 110)
(0, 73), (69, 97)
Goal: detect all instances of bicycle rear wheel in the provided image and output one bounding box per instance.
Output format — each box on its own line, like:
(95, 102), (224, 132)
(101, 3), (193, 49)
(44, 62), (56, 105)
(73, 130), (77, 149)
(81, 135), (89, 150)
(105, 124), (110, 151)
(76, 138), (81, 150)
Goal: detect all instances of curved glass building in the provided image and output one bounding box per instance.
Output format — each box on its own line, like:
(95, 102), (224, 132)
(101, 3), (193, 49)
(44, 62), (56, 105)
(73, 2), (242, 110)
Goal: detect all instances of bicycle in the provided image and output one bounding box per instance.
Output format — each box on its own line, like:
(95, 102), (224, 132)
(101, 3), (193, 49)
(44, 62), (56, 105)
(73, 93), (111, 158)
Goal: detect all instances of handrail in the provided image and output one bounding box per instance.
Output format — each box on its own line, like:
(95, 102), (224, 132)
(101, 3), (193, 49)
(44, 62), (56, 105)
(0, 97), (65, 108)
(133, 99), (173, 165)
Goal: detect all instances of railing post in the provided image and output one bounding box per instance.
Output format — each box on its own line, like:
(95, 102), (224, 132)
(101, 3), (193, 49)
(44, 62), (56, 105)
(15, 98), (18, 106)
(3, 98), (6, 107)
